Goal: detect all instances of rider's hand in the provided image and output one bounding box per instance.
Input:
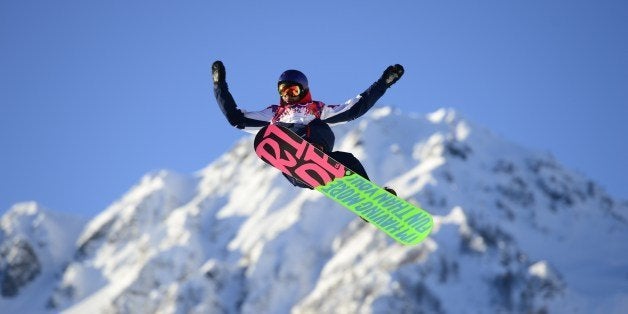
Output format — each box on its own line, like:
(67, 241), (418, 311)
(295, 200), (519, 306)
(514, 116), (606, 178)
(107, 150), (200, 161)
(212, 60), (226, 84)
(380, 64), (404, 88)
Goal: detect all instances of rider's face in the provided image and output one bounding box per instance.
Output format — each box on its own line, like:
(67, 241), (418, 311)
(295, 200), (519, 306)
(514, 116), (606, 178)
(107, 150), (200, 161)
(279, 83), (303, 103)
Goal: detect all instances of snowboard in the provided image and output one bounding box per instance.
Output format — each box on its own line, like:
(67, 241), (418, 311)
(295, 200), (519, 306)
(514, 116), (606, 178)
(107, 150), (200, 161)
(253, 124), (433, 245)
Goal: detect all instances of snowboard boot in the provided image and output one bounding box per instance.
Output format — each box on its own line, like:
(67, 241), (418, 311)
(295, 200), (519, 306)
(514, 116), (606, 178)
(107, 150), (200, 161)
(384, 187), (397, 196)
(361, 186), (397, 222)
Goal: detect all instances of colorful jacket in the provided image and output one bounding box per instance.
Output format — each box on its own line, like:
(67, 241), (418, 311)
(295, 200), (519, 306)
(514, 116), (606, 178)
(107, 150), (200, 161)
(214, 77), (389, 151)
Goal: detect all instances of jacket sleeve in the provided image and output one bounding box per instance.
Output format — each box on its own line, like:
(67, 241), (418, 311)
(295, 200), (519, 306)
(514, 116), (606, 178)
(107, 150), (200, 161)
(213, 81), (271, 131)
(320, 79), (388, 125)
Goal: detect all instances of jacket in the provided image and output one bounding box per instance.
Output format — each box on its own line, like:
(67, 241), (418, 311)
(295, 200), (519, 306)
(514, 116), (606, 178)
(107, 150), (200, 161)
(214, 77), (389, 151)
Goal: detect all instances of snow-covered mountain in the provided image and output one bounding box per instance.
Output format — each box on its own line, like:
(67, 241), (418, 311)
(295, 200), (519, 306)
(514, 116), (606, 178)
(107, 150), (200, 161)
(2, 107), (627, 313)
(0, 202), (86, 313)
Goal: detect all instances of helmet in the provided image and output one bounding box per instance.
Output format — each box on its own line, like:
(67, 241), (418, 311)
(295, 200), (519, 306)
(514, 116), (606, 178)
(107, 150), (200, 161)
(278, 69), (309, 92)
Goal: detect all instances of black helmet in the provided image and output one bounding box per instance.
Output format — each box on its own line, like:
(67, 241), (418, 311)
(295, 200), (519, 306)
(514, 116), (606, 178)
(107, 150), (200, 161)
(278, 69), (309, 91)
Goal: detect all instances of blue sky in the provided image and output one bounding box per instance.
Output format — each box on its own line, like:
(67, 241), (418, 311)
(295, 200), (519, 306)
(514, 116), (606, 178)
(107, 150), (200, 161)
(1, 0), (627, 217)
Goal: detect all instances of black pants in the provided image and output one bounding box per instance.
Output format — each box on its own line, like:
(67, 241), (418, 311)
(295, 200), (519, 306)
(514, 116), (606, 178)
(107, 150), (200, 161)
(283, 150), (370, 189)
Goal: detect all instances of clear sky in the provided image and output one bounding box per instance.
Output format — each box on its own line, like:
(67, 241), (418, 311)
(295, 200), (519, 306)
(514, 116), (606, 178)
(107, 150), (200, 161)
(1, 0), (627, 217)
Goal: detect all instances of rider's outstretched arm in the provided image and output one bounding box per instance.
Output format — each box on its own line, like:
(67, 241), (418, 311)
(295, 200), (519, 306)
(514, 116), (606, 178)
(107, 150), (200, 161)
(212, 61), (271, 131)
(322, 64), (404, 124)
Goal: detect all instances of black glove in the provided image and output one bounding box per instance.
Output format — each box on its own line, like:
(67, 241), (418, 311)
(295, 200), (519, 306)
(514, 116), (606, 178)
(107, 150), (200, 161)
(212, 60), (226, 84)
(380, 64), (404, 88)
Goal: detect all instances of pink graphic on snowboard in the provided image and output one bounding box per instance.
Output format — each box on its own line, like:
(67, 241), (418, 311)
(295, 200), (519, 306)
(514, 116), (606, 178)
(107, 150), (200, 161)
(254, 125), (347, 188)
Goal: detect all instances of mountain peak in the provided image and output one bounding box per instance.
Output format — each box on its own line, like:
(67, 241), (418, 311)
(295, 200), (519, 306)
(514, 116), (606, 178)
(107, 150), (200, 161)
(2, 202), (84, 244)
(2, 201), (57, 225)
(0, 202), (85, 311)
(427, 107), (462, 124)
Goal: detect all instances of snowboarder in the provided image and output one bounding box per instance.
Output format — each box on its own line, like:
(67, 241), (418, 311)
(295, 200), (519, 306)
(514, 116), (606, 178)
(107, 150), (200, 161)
(212, 60), (404, 194)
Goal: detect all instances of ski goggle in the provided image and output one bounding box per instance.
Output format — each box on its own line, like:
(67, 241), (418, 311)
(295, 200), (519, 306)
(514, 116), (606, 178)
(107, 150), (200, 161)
(278, 84), (302, 97)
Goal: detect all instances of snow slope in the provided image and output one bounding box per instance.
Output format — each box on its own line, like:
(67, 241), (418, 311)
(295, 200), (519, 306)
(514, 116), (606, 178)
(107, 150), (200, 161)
(2, 107), (627, 313)
(0, 202), (86, 313)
